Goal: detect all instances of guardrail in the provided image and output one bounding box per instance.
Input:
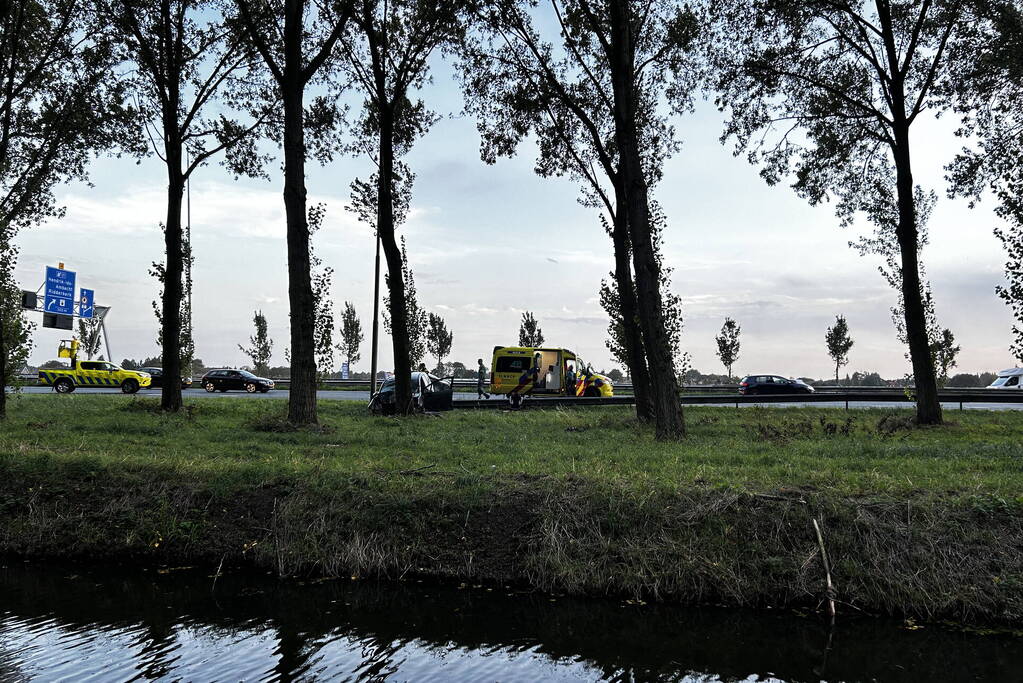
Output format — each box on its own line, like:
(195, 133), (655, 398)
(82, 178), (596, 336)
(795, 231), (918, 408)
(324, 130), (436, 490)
(13, 374), (1020, 410)
(450, 390), (1023, 410)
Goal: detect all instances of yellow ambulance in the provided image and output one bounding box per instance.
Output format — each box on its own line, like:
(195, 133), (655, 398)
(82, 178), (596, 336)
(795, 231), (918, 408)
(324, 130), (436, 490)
(489, 346), (614, 398)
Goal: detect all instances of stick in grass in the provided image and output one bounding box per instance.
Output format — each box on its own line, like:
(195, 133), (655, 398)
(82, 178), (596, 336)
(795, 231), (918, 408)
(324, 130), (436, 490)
(211, 554), (225, 594)
(813, 518), (836, 619)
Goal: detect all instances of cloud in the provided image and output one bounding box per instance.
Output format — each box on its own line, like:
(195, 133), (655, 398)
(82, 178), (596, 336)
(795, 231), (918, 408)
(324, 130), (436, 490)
(53, 182), (366, 241)
(547, 315), (607, 326)
(416, 271), (461, 286)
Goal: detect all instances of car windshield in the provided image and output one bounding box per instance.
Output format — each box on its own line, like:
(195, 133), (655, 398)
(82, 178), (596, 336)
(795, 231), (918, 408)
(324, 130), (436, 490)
(496, 356), (531, 373)
(239, 370), (258, 379)
(379, 373), (447, 392)
(991, 377), (1009, 386)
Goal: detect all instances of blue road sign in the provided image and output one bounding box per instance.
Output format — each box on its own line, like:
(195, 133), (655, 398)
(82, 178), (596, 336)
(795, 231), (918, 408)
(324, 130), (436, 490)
(79, 288), (94, 319)
(44, 267), (76, 315)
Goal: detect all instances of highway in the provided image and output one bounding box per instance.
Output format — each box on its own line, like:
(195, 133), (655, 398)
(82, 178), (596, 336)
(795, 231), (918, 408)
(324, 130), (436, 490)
(17, 386), (504, 404)
(14, 386), (1023, 410)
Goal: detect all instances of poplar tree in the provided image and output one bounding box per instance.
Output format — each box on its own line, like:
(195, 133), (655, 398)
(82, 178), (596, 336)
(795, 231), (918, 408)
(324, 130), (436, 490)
(0, 249), (32, 411)
(717, 0), (971, 424)
(462, 0), (701, 439)
(98, 0), (270, 412)
(600, 203), (687, 385)
(383, 240), (428, 370)
(337, 301), (364, 370)
(337, 0), (465, 414)
(947, 1), (1023, 362)
(825, 315), (854, 383)
(312, 265), (335, 378)
(932, 327), (960, 386)
(715, 317), (740, 379)
(518, 311), (544, 347)
(239, 310), (273, 376)
(78, 316), (103, 360)
(426, 313), (453, 373)
(0, 0), (126, 418)
(232, 0), (353, 425)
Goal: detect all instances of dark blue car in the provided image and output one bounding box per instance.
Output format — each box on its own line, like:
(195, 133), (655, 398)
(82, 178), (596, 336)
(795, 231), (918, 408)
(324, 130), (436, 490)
(739, 375), (815, 395)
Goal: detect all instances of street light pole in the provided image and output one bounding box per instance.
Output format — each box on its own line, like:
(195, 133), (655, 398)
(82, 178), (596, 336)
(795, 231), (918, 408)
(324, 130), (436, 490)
(186, 150), (192, 315)
(370, 229), (381, 394)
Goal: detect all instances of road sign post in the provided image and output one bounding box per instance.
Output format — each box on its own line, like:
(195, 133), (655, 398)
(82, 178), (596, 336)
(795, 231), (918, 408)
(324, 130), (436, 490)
(94, 306), (112, 361)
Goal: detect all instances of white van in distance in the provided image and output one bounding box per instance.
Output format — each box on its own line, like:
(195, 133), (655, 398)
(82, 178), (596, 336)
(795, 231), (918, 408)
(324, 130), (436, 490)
(988, 368), (1023, 389)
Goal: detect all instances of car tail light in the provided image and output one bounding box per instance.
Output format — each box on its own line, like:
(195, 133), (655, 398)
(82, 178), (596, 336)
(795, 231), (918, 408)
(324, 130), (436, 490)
(740, 381), (748, 387)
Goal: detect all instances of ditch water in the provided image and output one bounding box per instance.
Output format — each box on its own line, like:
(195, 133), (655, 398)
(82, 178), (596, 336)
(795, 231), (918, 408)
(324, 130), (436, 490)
(1, 560), (1021, 682)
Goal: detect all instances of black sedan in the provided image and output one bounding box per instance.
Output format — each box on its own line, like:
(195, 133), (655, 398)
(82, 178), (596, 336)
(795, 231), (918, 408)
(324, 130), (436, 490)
(369, 372), (453, 414)
(201, 369), (275, 393)
(739, 375), (815, 395)
(139, 367), (193, 390)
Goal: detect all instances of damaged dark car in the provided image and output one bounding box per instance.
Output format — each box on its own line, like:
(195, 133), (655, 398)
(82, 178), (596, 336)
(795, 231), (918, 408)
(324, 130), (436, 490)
(369, 372), (454, 414)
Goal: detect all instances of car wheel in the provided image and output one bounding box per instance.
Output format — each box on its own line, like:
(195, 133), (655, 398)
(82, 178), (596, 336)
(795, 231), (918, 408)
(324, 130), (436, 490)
(205, 382), (216, 392)
(121, 379), (139, 394)
(54, 378), (74, 394)
(245, 382), (257, 393)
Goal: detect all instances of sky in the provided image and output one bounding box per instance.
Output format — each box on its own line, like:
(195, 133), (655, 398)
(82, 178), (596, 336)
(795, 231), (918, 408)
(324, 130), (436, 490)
(13, 55), (1012, 380)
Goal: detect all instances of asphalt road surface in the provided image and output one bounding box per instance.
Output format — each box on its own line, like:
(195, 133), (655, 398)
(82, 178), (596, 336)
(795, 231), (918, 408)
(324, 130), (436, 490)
(14, 386), (1023, 410)
(17, 386), (505, 404)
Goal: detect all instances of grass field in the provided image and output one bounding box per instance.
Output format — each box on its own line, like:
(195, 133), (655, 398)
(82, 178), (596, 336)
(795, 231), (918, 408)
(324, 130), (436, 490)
(2, 394), (1020, 497)
(1, 394), (1021, 624)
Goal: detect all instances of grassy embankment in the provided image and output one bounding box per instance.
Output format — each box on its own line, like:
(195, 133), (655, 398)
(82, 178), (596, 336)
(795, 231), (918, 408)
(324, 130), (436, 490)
(1, 394), (1021, 625)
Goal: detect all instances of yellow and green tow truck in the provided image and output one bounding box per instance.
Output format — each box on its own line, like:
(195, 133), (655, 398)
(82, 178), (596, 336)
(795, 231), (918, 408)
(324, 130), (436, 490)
(38, 340), (151, 394)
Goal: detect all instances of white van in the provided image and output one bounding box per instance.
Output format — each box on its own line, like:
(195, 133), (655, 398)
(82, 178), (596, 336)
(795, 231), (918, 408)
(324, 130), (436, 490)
(988, 368), (1023, 389)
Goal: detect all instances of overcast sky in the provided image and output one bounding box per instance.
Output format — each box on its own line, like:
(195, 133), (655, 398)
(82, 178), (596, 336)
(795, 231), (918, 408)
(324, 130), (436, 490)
(13, 53), (1011, 379)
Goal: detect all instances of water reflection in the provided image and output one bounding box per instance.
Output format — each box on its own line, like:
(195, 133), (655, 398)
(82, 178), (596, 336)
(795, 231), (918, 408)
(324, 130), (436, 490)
(1, 561), (1020, 681)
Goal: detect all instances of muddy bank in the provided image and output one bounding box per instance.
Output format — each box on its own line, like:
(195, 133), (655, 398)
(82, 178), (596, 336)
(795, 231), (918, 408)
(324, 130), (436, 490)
(1, 464), (1020, 626)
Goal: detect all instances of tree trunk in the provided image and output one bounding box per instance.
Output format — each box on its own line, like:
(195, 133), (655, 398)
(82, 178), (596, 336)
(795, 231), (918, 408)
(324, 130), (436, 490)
(611, 193), (652, 421)
(160, 153), (185, 412)
(879, 7), (941, 426)
(378, 108), (414, 415)
(0, 315), (7, 419)
(892, 126), (942, 424)
(282, 76), (317, 425)
(607, 0), (685, 440)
